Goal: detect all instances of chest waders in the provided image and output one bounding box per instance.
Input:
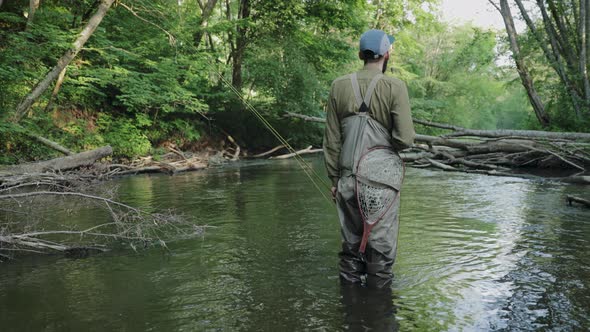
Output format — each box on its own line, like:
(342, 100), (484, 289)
(338, 73), (405, 263)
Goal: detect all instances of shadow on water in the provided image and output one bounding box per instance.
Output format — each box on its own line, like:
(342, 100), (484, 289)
(340, 283), (399, 331)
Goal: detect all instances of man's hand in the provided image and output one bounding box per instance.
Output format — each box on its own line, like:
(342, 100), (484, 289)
(331, 186), (337, 202)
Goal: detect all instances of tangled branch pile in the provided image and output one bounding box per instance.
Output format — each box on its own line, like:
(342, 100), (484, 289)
(0, 147), (205, 261)
(408, 119), (590, 183)
(284, 112), (590, 184)
(0, 188), (203, 261)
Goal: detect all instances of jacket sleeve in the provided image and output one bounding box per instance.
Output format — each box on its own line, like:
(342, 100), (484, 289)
(322, 85), (341, 187)
(390, 81), (415, 150)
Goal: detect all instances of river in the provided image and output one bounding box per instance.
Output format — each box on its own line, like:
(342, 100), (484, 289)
(1, 157), (589, 331)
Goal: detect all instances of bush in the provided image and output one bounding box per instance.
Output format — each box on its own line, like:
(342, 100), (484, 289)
(96, 114), (151, 158)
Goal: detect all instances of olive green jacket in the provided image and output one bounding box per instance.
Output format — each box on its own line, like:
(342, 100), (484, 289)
(323, 68), (415, 187)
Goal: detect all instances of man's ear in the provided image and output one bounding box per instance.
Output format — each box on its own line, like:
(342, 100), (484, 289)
(384, 51), (390, 60)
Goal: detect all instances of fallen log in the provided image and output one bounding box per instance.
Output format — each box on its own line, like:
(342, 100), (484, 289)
(399, 151), (434, 162)
(466, 139), (535, 154)
(427, 158), (458, 171)
(413, 118), (590, 141)
(285, 112), (590, 142)
(415, 134), (477, 150)
(444, 128), (590, 141)
(113, 164), (207, 176)
(1, 146), (112, 176)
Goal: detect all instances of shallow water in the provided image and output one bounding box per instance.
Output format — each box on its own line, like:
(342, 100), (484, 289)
(1, 157), (589, 331)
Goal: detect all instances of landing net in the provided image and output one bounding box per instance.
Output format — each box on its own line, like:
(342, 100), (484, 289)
(355, 147), (404, 225)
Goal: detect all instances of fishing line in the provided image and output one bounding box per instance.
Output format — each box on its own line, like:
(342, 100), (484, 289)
(215, 71), (334, 204)
(217, 73), (332, 202)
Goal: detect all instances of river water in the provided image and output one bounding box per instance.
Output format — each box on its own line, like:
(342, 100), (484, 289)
(1, 157), (589, 331)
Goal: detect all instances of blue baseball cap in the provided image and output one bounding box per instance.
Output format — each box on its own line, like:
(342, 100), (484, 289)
(359, 29), (395, 59)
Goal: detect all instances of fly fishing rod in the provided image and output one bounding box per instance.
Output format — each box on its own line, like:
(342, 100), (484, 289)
(214, 69), (334, 204)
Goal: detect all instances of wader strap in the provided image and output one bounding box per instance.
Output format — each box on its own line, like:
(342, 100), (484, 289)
(364, 74), (383, 107)
(350, 73), (363, 109)
(350, 73), (384, 113)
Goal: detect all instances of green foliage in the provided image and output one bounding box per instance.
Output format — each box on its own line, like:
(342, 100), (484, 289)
(95, 114), (151, 158)
(0, 0), (573, 164)
(396, 23), (531, 130)
(0, 122), (55, 165)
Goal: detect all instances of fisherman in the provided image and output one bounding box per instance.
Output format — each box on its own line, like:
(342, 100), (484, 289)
(323, 29), (415, 288)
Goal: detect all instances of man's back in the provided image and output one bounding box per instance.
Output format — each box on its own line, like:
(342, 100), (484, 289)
(324, 68), (415, 186)
(329, 69), (411, 140)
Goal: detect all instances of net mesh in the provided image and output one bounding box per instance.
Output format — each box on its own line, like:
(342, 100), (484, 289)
(356, 148), (404, 224)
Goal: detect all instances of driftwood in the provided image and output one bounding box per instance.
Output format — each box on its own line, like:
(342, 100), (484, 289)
(283, 112), (590, 183)
(224, 135), (241, 161)
(270, 145), (323, 160)
(566, 195), (590, 208)
(252, 144), (287, 158)
(106, 153), (208, 177)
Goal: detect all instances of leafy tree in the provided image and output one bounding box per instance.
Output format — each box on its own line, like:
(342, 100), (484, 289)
(0, 0), (560, 164)
(491, 0), (590, 130)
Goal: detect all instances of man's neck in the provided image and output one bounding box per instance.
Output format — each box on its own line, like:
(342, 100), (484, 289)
(363, 61), (384, 72)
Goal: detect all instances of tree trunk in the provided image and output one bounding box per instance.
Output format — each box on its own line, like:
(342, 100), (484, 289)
(500, 0), (550, 127)
(515, 0), (583, 116)
(25, 0), (40, 30)
(43, 67), (67, 112)
(580, 0), (590, 103)
(536, 0), (583, 117)
(537, 0), (584, 119)
(547, 0), (579, 71)
(13, 0), (115, 122)
(194, 0), (218, 48)
(587, 0), (590, 84)
(232, 0), (249, 90)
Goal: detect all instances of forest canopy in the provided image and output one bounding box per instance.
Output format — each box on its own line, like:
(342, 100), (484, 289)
(0, 0), (587, 164)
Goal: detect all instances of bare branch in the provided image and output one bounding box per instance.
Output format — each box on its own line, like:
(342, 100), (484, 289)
(119, 2), (176, 45)
(0, 191), (140, 213)
(487, 0), (501, 12)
